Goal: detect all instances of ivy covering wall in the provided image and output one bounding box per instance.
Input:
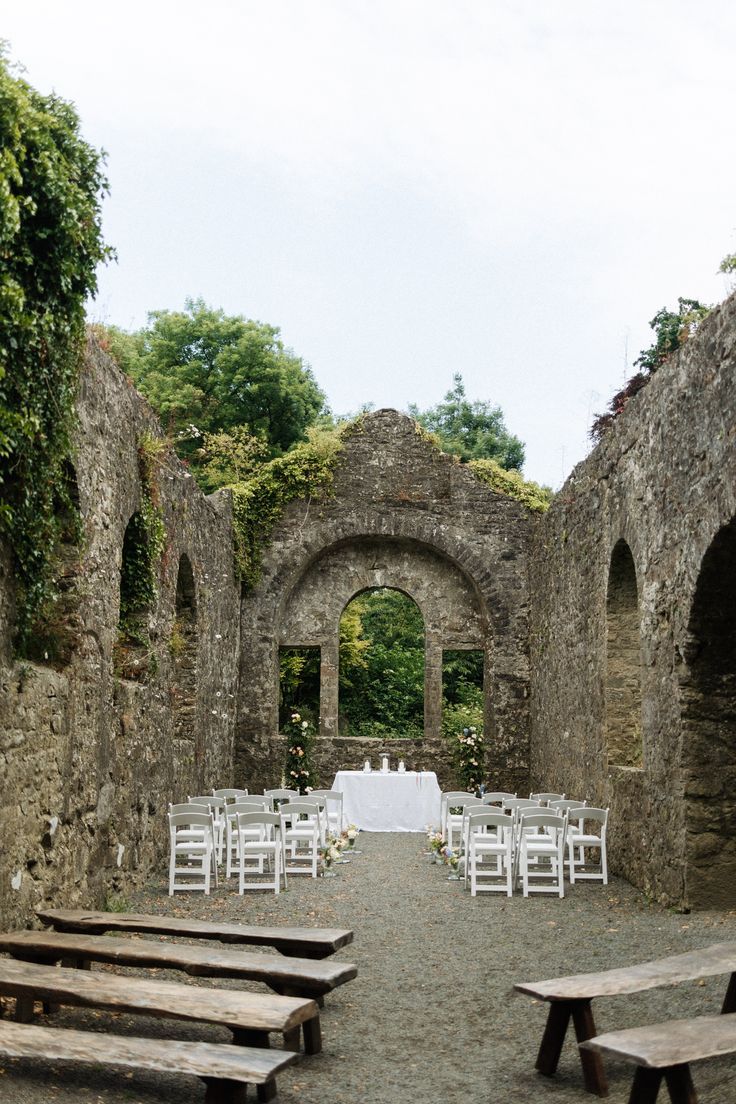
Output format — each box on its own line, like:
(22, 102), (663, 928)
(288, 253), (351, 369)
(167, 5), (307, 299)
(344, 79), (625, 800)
(0, 48), (111, 653)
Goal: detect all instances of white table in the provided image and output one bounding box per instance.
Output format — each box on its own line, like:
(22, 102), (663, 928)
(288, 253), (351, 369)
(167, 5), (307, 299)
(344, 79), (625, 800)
(332, 770), (442, 833)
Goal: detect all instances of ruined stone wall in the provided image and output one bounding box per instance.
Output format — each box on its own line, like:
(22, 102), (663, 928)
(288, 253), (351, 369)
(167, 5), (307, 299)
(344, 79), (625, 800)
(530, 293), (736, 907)
(237, 410), (533, 796)
(0, 338), (240, 929)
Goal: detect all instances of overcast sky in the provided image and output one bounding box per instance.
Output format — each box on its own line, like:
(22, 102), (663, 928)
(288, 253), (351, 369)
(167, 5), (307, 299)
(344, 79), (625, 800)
(5, 1), (735, 486)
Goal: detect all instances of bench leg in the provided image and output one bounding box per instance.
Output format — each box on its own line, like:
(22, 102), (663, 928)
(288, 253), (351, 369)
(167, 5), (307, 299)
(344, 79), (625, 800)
(572, 1000), (608, 1097)
(13, 996), (35, 1023)
(663, 1064), (698, 1104)
(536, 1001), (572, 1077)
(303, 1014), (322, 1055)
(231, 1029), (270, 1049)
(256, 1081), (277, 1103)
(283, 1026), (301, 1051)
(202, 1077), (248, 1104)
(629, 1067), (663, 1103)
(721, 972), (736, 1014)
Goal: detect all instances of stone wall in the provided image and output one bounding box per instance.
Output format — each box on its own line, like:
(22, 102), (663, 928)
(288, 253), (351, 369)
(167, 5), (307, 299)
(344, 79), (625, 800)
(529, 293), (736, 907)
(0, 338), (240, 929)
(237, 411), (534, 796)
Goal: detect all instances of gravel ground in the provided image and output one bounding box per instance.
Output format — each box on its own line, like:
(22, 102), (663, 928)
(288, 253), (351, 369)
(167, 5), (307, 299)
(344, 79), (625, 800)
(1, 833), (736, 1104)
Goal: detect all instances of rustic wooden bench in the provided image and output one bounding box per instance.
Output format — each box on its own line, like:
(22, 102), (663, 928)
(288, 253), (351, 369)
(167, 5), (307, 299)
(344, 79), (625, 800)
(38, 908), (353, 960)
(0, 957), (321, 1060)
(514, 941), (736, 1097)
(580, 1012), (736, 1103)
(0, 929), (357, 1006)
(0, 1017), (296, 1103)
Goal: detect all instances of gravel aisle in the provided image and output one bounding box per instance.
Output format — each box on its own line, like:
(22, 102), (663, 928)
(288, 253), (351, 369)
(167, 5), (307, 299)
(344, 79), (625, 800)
(1, 833), (736, 1103)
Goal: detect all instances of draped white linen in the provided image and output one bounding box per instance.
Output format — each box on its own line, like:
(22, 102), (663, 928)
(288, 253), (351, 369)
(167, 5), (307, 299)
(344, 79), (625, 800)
(332, 770), (442, 832)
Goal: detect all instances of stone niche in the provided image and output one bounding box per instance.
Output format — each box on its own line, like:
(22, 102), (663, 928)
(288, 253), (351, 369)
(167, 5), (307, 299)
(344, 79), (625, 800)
(236, 410), (533, 795)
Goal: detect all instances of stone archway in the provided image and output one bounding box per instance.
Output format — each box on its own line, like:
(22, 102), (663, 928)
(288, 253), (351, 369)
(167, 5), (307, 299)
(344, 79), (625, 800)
(681, 517), (736, 909)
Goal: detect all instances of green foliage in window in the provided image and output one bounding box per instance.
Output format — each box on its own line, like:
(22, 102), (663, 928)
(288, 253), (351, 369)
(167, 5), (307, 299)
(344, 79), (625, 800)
(0, 47), (111, 653)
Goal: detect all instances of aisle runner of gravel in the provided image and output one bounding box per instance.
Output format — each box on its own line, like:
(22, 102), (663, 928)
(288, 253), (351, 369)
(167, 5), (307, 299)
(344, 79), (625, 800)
(1, 833), (736, 1104)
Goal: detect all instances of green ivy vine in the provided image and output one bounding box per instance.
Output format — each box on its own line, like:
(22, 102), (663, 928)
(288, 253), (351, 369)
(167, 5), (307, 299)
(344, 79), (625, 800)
(0, 47), (112, 655)
(117, 434), (166, 646)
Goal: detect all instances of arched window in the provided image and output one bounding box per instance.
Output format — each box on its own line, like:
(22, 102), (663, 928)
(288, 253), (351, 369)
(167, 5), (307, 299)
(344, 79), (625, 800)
(605, 539), (643, 768)
(681, 519), (736, 908)
(171, 553), (198, 746)
(115, 510), (158, 680)
(338, 588), (424, 739)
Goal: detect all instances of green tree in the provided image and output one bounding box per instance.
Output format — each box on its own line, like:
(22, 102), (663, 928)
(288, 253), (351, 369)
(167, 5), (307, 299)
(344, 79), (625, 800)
(634, 297), (711, 374)
(106, 299), (326, 478)
(409, 373), (525, 469)
(0, 46), (111, 651)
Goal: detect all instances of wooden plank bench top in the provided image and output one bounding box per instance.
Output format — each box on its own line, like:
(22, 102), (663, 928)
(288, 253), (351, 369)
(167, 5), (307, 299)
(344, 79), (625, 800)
(0, 929), (357, 1000)
(514, 942), (736, 1098)
(37, 908), (353, 959)
(0, 1018), (296, 1103)
(0, 957), (317, 1047)
(580, 1013), (736, 1103)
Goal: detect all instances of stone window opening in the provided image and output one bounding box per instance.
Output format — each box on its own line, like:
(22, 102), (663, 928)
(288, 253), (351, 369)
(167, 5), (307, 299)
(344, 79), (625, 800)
(605, 538), (643, 769)
(338, 587), (425, 740)
(681, 518), (736, 909)
(171, 553), (198, 749)
(279, 646), (321, 730)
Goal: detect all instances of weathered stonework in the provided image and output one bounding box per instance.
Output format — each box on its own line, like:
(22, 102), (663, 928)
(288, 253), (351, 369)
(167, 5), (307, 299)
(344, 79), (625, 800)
(0, 338), (240, 930)
(236, 411), (533, 796)
(529, 292), (736, 908)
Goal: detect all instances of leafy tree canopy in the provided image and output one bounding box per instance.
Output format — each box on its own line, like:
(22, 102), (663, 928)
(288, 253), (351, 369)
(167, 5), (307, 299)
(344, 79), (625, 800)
(104, 299), (326, 478)
(409, 373), (525, 469)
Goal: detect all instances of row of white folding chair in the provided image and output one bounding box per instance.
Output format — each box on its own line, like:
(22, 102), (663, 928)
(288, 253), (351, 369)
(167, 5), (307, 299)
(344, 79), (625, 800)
(168, 805), (219, 895)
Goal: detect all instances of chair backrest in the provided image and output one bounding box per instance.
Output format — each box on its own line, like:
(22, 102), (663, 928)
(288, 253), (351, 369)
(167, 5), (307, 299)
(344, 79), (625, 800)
(169, 801), (210, 816)
(518, 812), (565, 833)
(549, 798), (587, 813)
(264, 788), (299, 800)
(503, 798), (541, 812)
(442, 791), (475, 803)
(309, 790), (341, 801)
(213, 788), (249, 801)
(569, 807), (608, 830)
(482, 792), (516, 804)
(236, 811), (281, 830)
(188, 795), (227, 816)
(467, 810), (514, 831)
(530, 792), (565, 804)
(227, 799), (269, 818)
(169, 811), (213, 831)
(279, 800), (322, 825)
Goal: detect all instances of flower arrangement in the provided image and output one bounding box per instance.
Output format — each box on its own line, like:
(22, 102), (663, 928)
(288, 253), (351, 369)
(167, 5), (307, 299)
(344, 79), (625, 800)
(454, 724), (485, 792)
(282, 711), (316, 795)
(320, 834), (345, 874)
(426, 827), (445, 861)
(343, 824), (359, 849)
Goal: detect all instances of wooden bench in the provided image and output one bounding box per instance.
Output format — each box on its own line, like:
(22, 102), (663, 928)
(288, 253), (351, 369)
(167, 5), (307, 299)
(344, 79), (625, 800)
(514, 941), (736, 1097)
(0, 929), (357, 1005)
(580, 1012), (736, 1103)
(38, 908), (353, 960)
(0, 957), (321, 1061)
(0, 1018), (297, 1103)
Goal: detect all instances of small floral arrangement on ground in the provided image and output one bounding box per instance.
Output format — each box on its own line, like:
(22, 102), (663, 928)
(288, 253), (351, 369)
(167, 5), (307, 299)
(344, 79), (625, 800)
(440, 844), (461, 873)
(320, 834), (345, 871)
(342, 824), (359, 848)
(454, 724), (485, 792)
(282, 711), (316, 794)
(426, 827), (446, 858)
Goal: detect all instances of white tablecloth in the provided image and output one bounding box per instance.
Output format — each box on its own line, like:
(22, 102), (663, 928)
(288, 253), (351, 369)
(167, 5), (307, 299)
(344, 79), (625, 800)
(332, 770), (442, 833)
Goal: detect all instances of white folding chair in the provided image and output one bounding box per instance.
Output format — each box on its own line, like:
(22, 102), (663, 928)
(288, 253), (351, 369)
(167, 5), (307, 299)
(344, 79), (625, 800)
(224, 798), (270, 878)
(280, 800), (322, 878)
(188, 795), (227, 863)
(168, 810), (216, 895)
(481, 791), (517, 806)
(264, 788), (299, 809)
(467, 810), (515, 896)
(309, 790), (344, 836)
(236, 811), (287, 894)
(213, 787), (249, 802)
(516, 812), (566, 897)
(567, 807), (609, 884)
(441, 792), (477, 849)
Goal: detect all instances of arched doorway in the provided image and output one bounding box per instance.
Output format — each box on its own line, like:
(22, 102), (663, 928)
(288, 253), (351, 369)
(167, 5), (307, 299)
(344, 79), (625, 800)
(681, 518), (736, 908)
(338, 587), (425, 739)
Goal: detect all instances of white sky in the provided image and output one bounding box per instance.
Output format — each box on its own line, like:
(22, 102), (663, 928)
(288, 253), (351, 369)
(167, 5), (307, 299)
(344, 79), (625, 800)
(5, 1), (735, 486)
